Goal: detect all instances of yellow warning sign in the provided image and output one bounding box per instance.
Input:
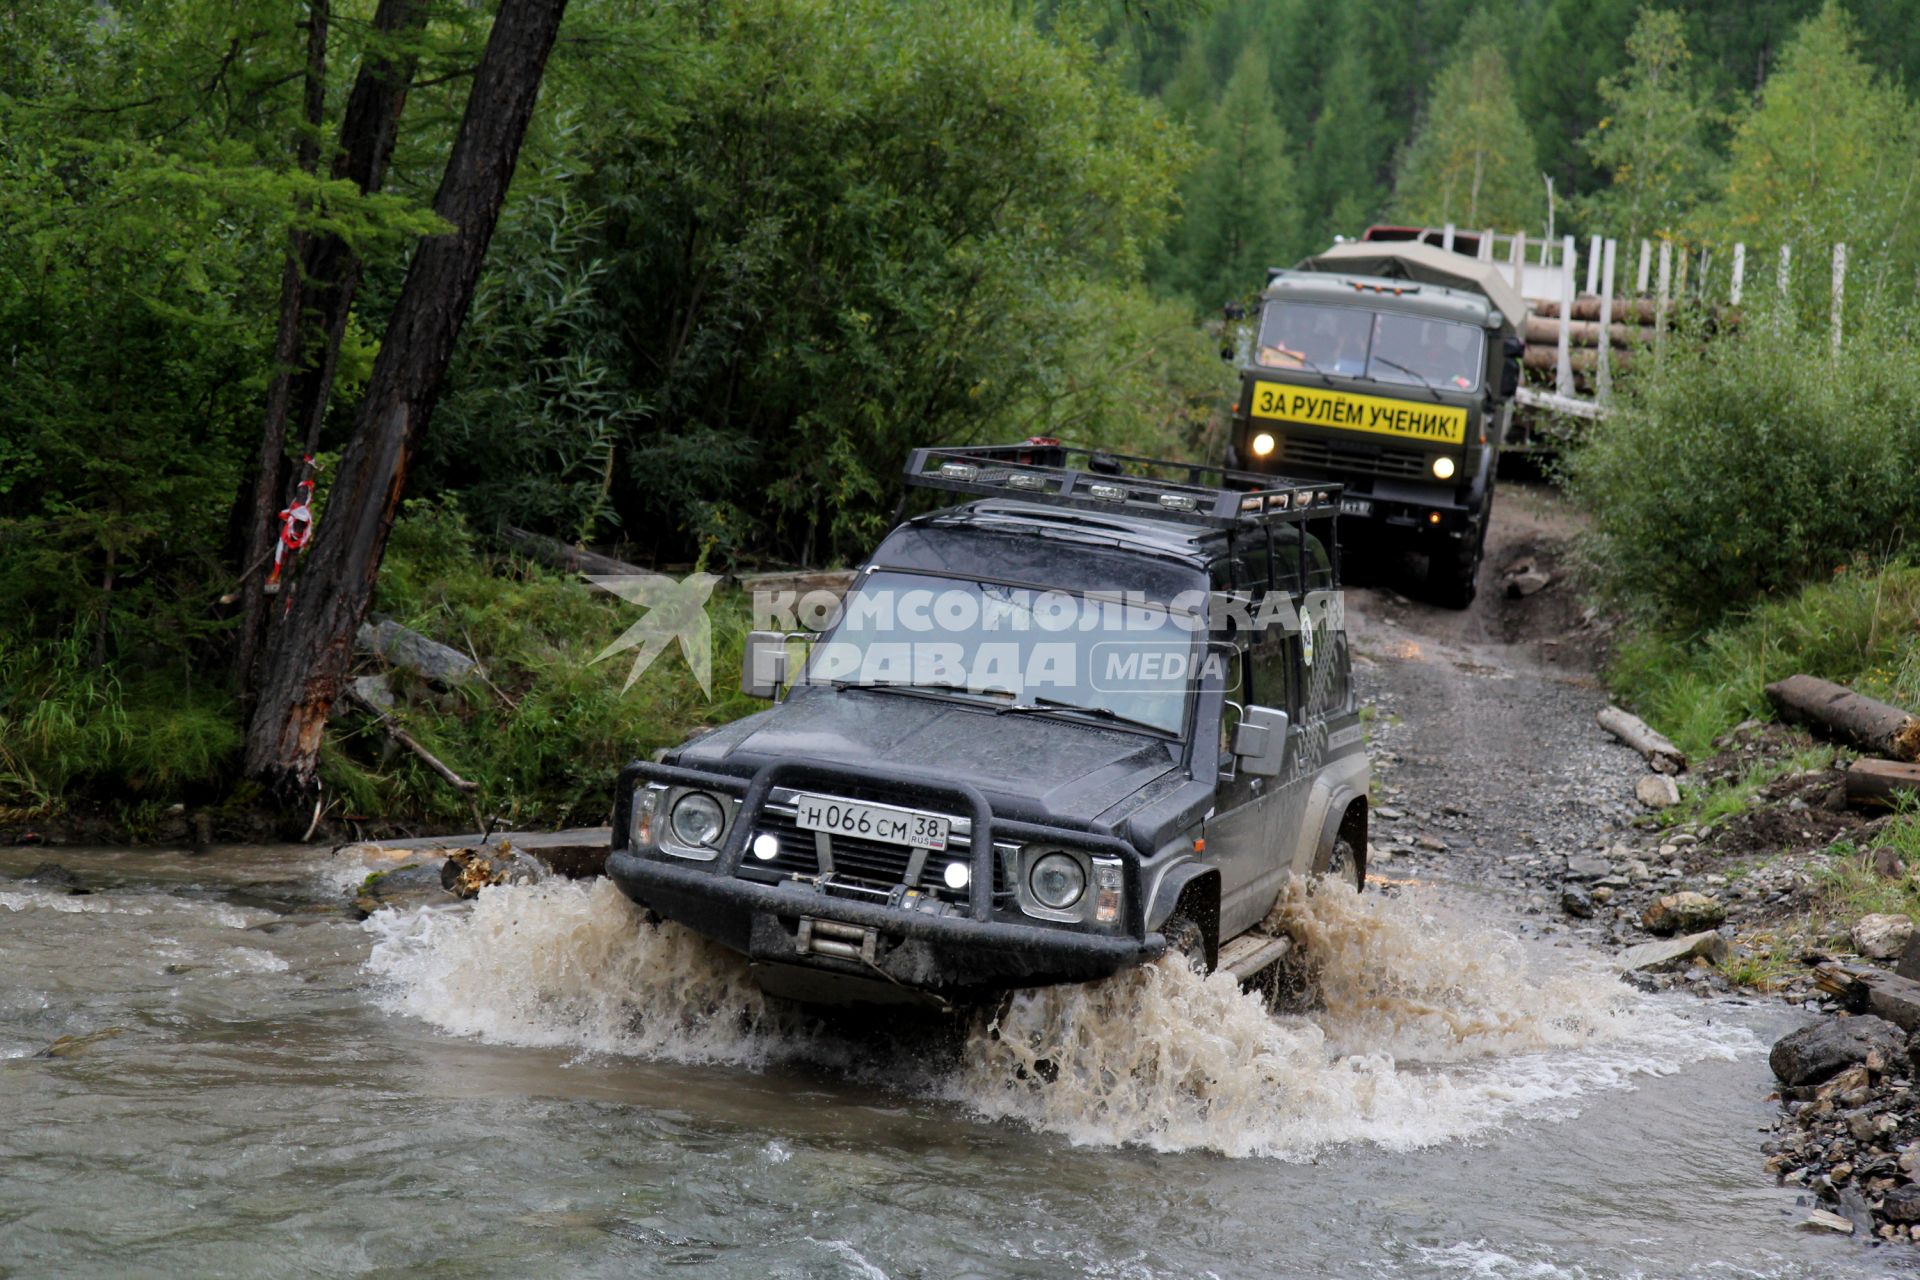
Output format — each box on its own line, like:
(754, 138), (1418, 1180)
(1248, 381), (1467, 445)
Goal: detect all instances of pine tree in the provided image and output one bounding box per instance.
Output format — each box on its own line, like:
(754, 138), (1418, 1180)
(1302, 23), (1391, 243)
(1575, 10), (1719, 242)
(1162, 43), (1301, 307)
(1391, 36), (1539, 232)
(1706, 0), (1919, 270)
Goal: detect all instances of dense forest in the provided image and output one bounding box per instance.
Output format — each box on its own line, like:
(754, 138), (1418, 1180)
(4, 0), (1920, 826)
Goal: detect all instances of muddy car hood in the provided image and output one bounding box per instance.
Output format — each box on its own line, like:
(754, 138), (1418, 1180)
(671, 688), (1179, 827)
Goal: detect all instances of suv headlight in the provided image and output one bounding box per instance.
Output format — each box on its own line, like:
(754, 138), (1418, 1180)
(1028, 851), (1086, 910)
(670, 792), (725, 849)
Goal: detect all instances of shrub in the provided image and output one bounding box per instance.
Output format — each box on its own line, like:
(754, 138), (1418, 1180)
(1568, 298), (1920, 629)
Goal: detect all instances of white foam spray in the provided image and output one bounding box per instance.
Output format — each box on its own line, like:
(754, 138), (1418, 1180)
(363, 876), (1744, 1158)
(364, 877), (813, 1065)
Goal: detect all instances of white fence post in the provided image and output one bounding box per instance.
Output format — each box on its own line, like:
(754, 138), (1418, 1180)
(1655, 241), (1672, 360)
(1585, 236), (1602, 296)
(1479, 228), (1494, 262)
(1509, 230), (1527, 292)
(1730, 243), (1745, 306)
(1778, 244), (1791, 296)
(1597, 239), (1617, 404)
(1442, 223), (1456, 252)
(1556, 234), (1575, 398)
(1832, 242), (1847, 357)
(1636, 239), (1651, 295)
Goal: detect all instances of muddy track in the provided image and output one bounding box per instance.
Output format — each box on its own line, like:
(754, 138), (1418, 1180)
(1346, 484), (1650, 926)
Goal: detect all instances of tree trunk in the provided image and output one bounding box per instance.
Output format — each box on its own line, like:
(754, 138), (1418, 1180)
(244, 0), (570, 790)
(234, 0), (329, 690)
(235, 0), (426, 698)
(286, 0), (428, 462)
(1766, 675), (1920, 762)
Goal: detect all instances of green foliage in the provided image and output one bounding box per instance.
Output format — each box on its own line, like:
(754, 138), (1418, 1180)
(426, 0), (1189, 570)
(1576, 10), (1720, 243)
(1568, 299), (1920, 628)
(1392, 31), (1540, 230)
(1605, 559), (1920, 761)
(1700, 2), (1920, 278)
(1156, 43), (1300, 308)
(329, 501), (764, 828)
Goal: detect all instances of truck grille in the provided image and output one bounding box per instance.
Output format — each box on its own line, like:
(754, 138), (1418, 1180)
(739, 797), (1010, 904)
(1277, 435), (1431, 480)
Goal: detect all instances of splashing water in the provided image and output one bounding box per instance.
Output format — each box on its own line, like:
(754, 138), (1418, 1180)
(364, 876), (1745, 1158)
(364, 877), (814, 1065)
(959, 880), (1737, 1156)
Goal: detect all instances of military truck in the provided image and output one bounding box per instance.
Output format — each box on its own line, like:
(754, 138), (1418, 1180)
(1227, 241), (1528, 607)
(605, 442), (1369, 1009)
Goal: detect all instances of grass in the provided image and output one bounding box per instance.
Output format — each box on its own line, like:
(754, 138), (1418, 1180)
(1606, 558), (1920, 763)
(1810, 814), (1920, 928)
(0, 501), (776, 834)
(1658, 745), (1837, 830)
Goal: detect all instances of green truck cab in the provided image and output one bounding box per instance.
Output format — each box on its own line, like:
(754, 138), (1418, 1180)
(1227, 242), (1527, 607)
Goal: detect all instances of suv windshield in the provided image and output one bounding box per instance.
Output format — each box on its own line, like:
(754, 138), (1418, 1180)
(1256, 300), (1483, 392)
(804, 570), (1199, 735)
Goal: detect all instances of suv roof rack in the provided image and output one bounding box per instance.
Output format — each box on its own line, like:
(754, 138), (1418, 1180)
(903, 441), (1341, 530)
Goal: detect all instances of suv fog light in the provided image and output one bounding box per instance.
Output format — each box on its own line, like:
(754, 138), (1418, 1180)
(751, 832), (780, 861)
(1431, 455), (1456, 480)
(670, 792), (725, 848)
(1028, 852), (1086, 910)
(1251, 432), (1276, 457)
(942, 861), (970, 891)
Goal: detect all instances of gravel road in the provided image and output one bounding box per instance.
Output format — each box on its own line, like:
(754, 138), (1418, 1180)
(1344, 484), (1655, 932)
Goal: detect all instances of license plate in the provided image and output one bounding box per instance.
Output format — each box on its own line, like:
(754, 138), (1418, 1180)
(1339, 498), (1373, 517)
(793, 795), (949, 850)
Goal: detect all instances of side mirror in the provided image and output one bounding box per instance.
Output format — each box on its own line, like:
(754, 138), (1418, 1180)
(1232, 705), (1290, 777)
(1500, 357), (1520, 398)
(740, 630), (790, 699)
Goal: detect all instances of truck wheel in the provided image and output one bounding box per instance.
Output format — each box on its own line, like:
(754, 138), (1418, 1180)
(1428, 522), (1486, 609)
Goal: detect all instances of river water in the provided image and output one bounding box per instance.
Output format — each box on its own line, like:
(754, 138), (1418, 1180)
(0, 843), (1901, 1278)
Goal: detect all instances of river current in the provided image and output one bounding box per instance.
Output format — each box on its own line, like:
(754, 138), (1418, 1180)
(0, 843), (1896, 1278)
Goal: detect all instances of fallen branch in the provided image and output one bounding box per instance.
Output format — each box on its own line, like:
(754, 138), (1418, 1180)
(501, 524), (644, 577)
(1766, 675), (1920, 762)
(1597, 705), (1687, 774)
(344, 685), (479, 792)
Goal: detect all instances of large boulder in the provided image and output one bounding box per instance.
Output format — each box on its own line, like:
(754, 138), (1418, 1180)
(1853, 913), (1915, 961)
(1616, 931), (1729, 973)
(1641, 891), (1725, 936)
(1768, 1015), (1907, 1087)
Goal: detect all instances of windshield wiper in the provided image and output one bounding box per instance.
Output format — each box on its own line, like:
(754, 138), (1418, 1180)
(829, 678), (1009, 702)
(1370, 355), (1446, 403)
(996, 696), (1169, 735)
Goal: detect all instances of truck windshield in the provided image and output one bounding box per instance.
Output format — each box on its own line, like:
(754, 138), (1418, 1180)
(804, 570), (1199, 735)
(1256, 301), (1483, 392)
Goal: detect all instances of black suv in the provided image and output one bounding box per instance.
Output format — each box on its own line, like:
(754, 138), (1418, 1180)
(607, 443), (1370, 1007)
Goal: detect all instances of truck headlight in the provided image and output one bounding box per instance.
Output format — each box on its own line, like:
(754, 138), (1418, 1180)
(1251, 432), (1276, 458)
(670, 792), (725, 848)
(1432, 455), (1456, 480)
(1028, 851), (1086, 910)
